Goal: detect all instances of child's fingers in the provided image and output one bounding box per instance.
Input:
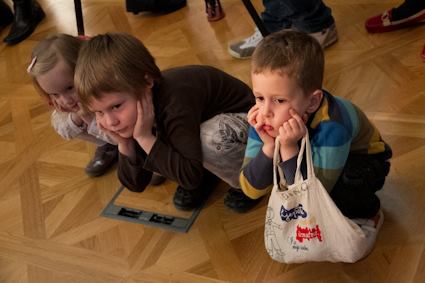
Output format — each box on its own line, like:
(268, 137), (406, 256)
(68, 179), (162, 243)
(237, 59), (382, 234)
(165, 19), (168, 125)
(136, 100), (143, 120)
(248, 105), (259, 117)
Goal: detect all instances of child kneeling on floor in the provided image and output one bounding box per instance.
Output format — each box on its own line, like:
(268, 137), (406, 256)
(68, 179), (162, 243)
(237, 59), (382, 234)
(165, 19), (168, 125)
(28, 34), (118, 177)
(240, 30), (392, 223)
(74, 32), (260, 212)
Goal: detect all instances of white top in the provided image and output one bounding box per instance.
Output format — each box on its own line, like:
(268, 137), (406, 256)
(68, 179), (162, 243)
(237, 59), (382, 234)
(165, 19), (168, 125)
(51, 110), (115, 146)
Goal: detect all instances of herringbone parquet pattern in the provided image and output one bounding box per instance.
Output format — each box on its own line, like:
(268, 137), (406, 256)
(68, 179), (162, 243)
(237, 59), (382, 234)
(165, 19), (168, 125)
(1, 0), (425, 282)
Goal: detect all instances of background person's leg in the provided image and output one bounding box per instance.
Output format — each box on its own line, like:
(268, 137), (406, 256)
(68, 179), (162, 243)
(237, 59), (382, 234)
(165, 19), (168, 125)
(3, 0), (45, 45)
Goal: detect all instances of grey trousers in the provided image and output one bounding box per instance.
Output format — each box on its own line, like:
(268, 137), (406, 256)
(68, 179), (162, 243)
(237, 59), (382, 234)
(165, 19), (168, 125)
(200, 113), (249, 188)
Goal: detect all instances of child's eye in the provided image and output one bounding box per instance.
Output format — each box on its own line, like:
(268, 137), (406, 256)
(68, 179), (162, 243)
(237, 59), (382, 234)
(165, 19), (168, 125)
(255, 97), (264, 102)
(66, 86), (74, 91)
(273, 99), (285, 104)
(112, 104), (121, 110)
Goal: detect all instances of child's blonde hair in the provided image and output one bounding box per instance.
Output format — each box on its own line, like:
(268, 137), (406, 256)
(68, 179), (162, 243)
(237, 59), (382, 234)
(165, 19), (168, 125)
(28, 34), (82, 101)
(252, 30), (324, 95)
(75, 32), (162, 105)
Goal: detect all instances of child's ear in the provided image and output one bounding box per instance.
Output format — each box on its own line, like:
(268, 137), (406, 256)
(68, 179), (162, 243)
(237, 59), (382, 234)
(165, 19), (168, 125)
(144, 74), (154, 89)
(306, 89), (323, 113)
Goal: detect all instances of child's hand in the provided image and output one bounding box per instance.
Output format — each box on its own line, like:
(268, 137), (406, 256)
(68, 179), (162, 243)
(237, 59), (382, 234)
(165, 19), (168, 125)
(97, 121), (135, 157)
(133, 93), (155, 141)
(75, 102), (94, 126)
(133, 93), (157, 154)
(278, 109), (307, 161)
(248, 105), (275, 158)
(50, 97), (68, 112)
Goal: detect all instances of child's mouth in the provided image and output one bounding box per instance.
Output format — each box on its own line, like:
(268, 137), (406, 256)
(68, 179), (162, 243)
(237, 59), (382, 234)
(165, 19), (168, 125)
(262, 125), (273, 131)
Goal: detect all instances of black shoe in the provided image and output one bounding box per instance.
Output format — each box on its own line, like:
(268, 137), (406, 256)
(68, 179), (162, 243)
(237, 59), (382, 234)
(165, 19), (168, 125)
(126, 0), (186, 15)
(3, 1), (45, 45)
(224, 188), (262, 213)
(85, 143), (118, 177)
(0, 1), (13, 31)
(173, 170), (218, 210)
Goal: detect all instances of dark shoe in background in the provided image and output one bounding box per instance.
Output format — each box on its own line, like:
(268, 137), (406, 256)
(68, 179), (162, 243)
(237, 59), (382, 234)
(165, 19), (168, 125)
(224, 188), (262, 213)
(0, 1), (14, 32)
(205, 0), (225, 22)
(126, 0), (186, 15)
(85, 143), (118, 177)
(3, 0), (45, 45)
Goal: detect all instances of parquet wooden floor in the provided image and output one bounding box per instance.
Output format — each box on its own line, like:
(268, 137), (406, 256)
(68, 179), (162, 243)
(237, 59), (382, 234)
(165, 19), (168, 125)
(1, 0), (425, 282)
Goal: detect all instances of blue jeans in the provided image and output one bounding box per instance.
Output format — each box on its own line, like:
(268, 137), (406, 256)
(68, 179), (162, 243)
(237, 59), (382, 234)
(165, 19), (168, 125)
(261, 0), (335, 33)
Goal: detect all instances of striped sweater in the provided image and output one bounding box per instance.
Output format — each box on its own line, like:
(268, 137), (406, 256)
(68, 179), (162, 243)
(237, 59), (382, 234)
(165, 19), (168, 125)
(240, 91), (391, 199)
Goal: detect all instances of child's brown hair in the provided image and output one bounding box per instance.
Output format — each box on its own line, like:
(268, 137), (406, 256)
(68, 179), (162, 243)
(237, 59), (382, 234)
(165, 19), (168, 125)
(252, 30), (324, 94)
(75, 32), (162, 105)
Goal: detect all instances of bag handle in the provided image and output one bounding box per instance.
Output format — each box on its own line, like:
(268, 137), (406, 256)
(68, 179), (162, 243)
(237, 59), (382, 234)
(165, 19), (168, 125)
(273, 127), (315, 187)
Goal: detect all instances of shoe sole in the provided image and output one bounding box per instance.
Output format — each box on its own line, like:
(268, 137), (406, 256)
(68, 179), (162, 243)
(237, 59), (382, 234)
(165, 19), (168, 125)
(227, 45), (253, 59)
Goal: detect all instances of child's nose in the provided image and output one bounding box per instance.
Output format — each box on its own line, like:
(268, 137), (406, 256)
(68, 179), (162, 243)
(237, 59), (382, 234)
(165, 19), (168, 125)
(105, 114), (119, 127)
(262, 102), (272, 117)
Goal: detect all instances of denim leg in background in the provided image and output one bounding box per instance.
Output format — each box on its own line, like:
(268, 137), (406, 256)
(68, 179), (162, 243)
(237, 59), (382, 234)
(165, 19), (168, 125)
(261, 0), (335, 33)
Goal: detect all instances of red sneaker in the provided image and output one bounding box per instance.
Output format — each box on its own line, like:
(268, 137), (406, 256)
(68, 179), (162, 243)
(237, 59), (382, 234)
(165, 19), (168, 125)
(365, 8), (425, 33)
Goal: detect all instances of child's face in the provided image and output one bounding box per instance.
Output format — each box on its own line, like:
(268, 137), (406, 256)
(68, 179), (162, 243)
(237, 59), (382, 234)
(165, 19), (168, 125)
(251, 70), (313, 138)
(88, 91), (138, 139)
(36, 58), (79, 112)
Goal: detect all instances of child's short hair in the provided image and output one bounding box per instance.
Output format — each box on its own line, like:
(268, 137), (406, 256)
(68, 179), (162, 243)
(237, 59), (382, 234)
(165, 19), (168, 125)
(252, 30), (324, 94)
(75, 32), (162, 105)
(28, 33), (82, 100)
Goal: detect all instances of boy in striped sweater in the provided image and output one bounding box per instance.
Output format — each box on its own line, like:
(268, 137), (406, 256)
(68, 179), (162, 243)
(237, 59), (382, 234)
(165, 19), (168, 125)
(238, 30), (392, 220)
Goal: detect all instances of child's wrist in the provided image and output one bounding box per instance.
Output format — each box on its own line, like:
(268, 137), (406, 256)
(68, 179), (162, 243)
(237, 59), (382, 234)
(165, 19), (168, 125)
(262, 144), (274, 158)
(70, 113), (84, 128)
(280, 145), (299, 161)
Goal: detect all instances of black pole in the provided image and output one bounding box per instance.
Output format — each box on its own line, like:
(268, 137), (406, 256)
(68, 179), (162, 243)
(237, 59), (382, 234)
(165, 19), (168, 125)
(241, 0), (270, 37)
(74, 0), (85, 36)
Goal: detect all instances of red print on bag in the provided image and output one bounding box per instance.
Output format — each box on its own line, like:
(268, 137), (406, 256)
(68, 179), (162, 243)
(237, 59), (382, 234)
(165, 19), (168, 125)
(295, 225), (323, 243)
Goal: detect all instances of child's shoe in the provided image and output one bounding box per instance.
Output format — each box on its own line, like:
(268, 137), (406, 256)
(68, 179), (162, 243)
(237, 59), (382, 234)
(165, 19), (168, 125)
(173, 170), (218, 210)
(365, 8), (425, 33)
(224, 188), (262, 213)
(85, 143), (118, 177)
(173, 185), (214, 210)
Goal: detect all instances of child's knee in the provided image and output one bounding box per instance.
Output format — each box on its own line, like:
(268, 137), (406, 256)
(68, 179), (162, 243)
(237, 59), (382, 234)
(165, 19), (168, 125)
(200, 113), (249, 155)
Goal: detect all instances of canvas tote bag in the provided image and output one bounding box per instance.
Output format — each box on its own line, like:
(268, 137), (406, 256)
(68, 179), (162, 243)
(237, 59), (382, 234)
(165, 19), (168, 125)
(264, 130), (379, 263)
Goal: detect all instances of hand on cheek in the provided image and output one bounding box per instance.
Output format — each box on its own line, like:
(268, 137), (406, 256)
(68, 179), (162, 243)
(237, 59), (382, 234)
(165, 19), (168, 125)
(133, 95), (157, 154)
(248, 104), (274, 158)
(97, 118), (135, 157)
(247, 104), (260, 127)
(278, 108), (307, 160)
